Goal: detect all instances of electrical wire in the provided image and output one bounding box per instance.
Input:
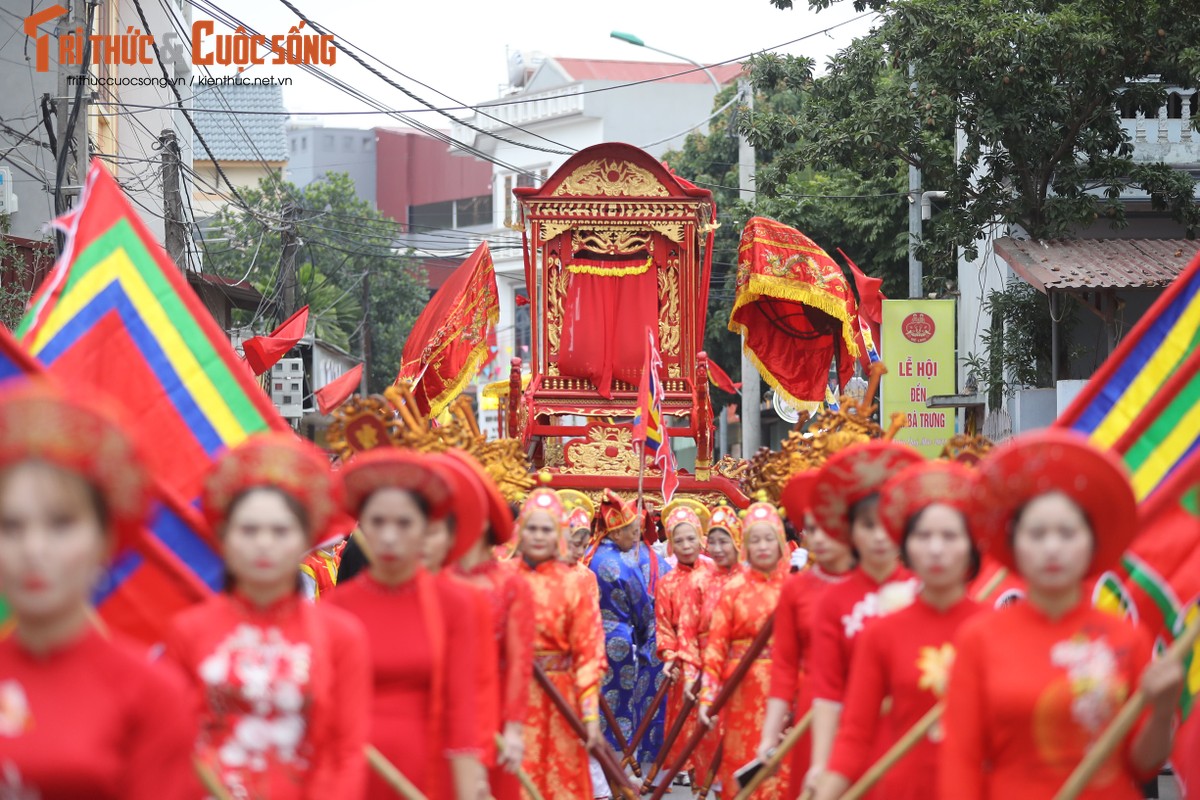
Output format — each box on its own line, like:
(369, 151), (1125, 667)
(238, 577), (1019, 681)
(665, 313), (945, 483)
(130, 0), (254, 212)
(0, 119), (47, 167)
(153, 0), (303, 218)
(54, 0), (96, 227)
(184, 0), (546, 180)
(99, 12), (875, 119)
(274, 0), (576, 156)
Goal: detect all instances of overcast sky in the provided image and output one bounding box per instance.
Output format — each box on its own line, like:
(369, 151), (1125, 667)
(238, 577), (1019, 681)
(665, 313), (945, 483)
(189, 0), (879, 128)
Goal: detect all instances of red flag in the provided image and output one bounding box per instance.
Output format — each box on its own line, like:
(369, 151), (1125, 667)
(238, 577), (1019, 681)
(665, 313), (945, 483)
(707, 357), (741, 394)
(243, 305), (309, 375)
(397, 243), (499, 417)
(838, 249), (885, 324)
(839, 249), (886, 370)
(316, 363), (364, 415)
(729, 218), (859, 411)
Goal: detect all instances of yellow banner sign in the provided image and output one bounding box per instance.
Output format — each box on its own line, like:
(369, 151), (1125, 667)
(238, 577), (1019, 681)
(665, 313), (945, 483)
(880, 299), (956, 457)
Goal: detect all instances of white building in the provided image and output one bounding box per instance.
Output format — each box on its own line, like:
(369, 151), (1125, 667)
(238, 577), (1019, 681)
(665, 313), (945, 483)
(448, 55), (742, 378)
(955, 88), (1200, 434)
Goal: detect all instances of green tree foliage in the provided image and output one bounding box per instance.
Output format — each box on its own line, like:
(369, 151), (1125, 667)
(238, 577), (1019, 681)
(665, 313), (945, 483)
(205, 172), (427, 391)
(747, 0), (1200, 273)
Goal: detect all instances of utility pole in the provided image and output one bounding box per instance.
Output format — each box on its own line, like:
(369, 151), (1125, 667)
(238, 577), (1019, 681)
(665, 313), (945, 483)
(360, 270), (371, 394)
(54, 0), (91, 252)
(161, 129), (187, 269)
(737, 78), (762, 456)
(908, 65), (923, 298)
(279, 201), (300, 319)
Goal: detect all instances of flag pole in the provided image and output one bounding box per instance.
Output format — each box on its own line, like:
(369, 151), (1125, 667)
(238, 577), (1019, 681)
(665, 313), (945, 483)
(637, 441), (647, 517)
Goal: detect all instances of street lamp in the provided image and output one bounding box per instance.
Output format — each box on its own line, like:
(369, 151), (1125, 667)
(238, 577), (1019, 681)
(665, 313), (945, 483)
(609, 31), (721, 91)
(610, 31), (759, 455)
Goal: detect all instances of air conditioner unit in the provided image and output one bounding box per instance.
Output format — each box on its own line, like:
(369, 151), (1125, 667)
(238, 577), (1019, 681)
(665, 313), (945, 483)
(271, 358), (305, 419)
(0, 167), (18, 214)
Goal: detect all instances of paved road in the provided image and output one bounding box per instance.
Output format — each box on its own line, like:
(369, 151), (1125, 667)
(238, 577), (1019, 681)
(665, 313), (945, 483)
(649, 774), (1182, 798)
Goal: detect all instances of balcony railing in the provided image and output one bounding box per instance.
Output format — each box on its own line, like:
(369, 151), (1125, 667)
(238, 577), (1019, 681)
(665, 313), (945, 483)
(1119, 87), (1198, 164)
(450, 85), (585, 147)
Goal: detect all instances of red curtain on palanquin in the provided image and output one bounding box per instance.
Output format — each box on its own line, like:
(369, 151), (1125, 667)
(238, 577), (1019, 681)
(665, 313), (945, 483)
(729, 217), (859, 411)
(559, 255), (659, 398)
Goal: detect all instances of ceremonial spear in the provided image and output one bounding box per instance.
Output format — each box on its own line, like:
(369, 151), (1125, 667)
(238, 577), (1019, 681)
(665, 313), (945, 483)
(533, 662), (639, 799)
(730, 709), (814, 800)
(694, 740), (724, 800)
(647, 615), (776, 800)
(625, 677), (671, 766)
(600, 694), (645, 778)
(641, 677), (702, 788)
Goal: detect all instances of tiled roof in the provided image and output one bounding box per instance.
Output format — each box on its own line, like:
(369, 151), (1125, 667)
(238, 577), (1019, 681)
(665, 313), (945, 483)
(550, 57), (743, 86)
(191, 84), (288, 163)
(993, 237), (1200, 291)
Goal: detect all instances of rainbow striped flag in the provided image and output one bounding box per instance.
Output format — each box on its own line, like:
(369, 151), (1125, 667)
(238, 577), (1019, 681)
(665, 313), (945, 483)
(1067, 250), (1200, 718)
(16, 161), (289, 642)
(632, 327), (678, 503)
(1059, 250), (1200, 500)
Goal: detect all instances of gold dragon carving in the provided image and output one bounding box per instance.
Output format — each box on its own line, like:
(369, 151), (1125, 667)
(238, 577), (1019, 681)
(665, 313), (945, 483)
(572, 228), (651, 256)
(545, 253), (567, 352)
(531, 202), (698, 242)
(657, 264), (680, 358)
(553, 160), (670, 198)
(559, 426), (662, 477)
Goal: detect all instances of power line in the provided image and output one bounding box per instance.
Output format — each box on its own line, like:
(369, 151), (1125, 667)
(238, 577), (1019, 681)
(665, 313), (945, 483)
(99, 13), (875, 120)
(184, 0), (546, 180)
(130, 0), (252, 211)
(274, 0), (576, 157)
(154, 0), (303, 216)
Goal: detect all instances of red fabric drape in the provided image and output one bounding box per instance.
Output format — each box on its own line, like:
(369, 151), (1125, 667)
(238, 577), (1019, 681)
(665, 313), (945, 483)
(558, 256), (658, 398)
(729, 218), (860, 411)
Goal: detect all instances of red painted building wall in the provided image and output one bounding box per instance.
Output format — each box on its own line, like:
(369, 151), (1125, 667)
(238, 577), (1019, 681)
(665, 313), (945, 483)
(374, 128), (493, 226)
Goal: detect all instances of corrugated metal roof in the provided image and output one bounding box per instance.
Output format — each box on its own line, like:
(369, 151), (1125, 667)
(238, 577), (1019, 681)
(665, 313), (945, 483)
(993, 237), (1200, 291)
(192, 83), (288, 163)
(550, 57), (743, 86)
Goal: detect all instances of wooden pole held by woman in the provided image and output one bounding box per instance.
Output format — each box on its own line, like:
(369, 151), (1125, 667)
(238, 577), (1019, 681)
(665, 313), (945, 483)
(642, 678), (701, 788)
(731, 709), (814, 800)
(647, 616), (776, 800)
(694, 740), (724, 800)
(365, 745), (429, 800)
(626, 676), (671, 763)
(494, 733), (545, 800)
(193, 757), (235, 800)
(601, 693), (644, 777)
(817, 565), (1012, 800)
(1053, 611), (1200, 800)
(841, 704), (944, 800)
(533, 663), (639, 798)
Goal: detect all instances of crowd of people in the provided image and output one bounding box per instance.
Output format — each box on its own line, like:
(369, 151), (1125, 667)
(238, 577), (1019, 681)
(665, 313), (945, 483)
(0, 379), (1188, 799)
